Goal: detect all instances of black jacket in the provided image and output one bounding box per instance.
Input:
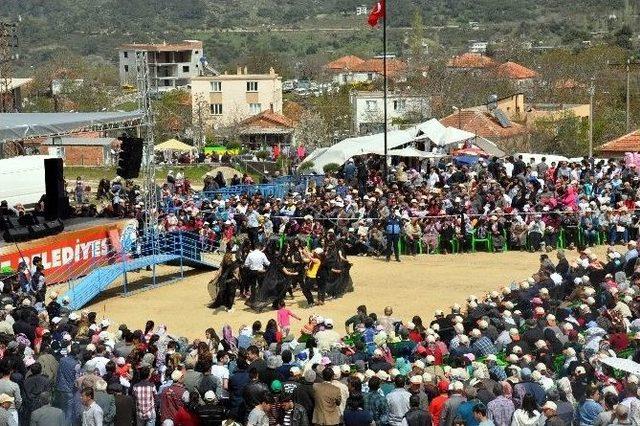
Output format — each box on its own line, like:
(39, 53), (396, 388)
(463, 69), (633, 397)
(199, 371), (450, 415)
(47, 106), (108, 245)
(403, 407), (432, 426)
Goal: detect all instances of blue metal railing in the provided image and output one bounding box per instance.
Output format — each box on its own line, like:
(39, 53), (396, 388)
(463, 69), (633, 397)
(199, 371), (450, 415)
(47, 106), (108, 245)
(199, 174), (325, 200)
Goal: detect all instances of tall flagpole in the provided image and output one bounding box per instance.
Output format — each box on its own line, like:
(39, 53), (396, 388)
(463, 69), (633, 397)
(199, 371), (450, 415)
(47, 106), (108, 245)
(382, 0), (388, 181)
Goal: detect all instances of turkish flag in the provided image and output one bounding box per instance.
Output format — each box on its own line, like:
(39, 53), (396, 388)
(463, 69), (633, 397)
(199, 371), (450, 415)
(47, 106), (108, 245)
(367, 0), (385, 27)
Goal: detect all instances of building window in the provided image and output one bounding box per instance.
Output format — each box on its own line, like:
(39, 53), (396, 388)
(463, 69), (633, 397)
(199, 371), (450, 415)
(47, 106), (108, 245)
(210, 81), (222, 92)
(182, 65), (190, 73)
(210, 104), (223, 115)
(246, 81), (259, 92)
(365, 100), (378, 111)
(367, 73), (374, 81)
(393, 99), (406, 111)
(123, 51), (128, 58)
(249, 103), (262, 114)
(124, 65), (129, 72)
(195, 50), (199, 54)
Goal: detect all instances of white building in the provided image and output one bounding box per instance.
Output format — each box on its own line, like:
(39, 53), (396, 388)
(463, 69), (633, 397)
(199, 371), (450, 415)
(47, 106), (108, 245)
(190, 66), (283, 128)
(118, 40), (204, 93)
(350, 91), (431, 135)
(469, 41), (488, 54)
(356, 5), (368, 15)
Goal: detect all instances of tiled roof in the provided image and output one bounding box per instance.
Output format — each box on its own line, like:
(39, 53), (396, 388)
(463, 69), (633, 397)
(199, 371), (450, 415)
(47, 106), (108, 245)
(495, 61), (538, 80)
(350, 58), (407, 76)
(241, 109), (295, 129)
(447, 53), (497, 69)
(440, 110), (528, 139)
(325, 55), (365, 71)
(598, 130), (640, 153)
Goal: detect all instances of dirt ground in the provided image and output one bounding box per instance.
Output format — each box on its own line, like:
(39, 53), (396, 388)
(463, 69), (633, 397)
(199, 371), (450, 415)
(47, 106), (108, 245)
(49, 248), (608, 340)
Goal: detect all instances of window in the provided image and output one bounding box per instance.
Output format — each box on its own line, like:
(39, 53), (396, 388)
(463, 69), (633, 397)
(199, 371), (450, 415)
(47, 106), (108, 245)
(210, 104), (223, 115)
(365, 100), (378, 111)
(367, 73), (374, 81)
(123, 51), (128, 58)
(246, 81), (258, 92)
(194, 50), (199, 54)
(182, 65), (190, 73)
(210, 81), (222, 92)
(249, 103), (262, 114)
(124, 65), (129, 72)
(393, 99), (406, 111)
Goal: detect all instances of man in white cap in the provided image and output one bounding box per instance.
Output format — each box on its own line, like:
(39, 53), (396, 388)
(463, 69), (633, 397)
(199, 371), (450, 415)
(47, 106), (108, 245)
(408, 375), (429, 410)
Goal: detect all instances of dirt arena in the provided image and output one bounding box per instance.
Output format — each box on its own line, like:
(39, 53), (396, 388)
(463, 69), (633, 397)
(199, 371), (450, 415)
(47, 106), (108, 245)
(50, 248), (607, 340)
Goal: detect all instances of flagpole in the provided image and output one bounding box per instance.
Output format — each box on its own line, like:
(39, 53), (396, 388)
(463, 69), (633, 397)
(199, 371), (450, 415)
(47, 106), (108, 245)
(382, 0), (388, 181)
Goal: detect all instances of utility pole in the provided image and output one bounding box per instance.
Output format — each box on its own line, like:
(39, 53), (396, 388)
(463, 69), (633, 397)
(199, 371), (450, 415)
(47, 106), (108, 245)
(627, 58), (631, 132)
(588, 78), (595, 158)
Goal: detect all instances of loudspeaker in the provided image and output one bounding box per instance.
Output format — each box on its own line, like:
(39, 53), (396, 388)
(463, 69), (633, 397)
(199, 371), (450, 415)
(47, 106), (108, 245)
(116, 136), (144, 179)
(28, 224), (48, 239)
(3, 227), (30, 242)
(44, 219), (65, 235)
(44, 158), (69, 220)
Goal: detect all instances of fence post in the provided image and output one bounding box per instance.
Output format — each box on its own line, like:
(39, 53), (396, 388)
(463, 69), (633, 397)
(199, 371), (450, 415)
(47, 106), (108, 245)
(179, 232), (184, 279)
(122, 245), (128, 296)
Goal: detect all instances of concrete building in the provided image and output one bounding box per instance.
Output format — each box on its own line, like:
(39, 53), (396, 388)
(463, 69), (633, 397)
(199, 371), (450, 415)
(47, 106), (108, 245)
(41, 136), (120, 166)
(326, 56), (407, 86)
(0, 78), (32, 112)
(190, 66), (283, 129)
(118, 40), (204, 92)
(350, 91), (430, 134)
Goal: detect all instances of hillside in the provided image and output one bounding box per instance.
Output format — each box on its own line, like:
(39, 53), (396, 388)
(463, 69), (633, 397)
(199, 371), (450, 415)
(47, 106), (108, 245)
(1, 0), (633, 74)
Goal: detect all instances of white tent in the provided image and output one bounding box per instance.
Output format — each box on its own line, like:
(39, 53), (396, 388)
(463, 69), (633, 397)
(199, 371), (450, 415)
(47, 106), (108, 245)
(303, 119), (474, 173)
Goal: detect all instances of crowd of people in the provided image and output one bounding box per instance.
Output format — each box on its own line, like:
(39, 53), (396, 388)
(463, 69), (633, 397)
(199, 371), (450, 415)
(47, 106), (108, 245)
(1, 229), (640, 425)
(48, 155), (640, 262)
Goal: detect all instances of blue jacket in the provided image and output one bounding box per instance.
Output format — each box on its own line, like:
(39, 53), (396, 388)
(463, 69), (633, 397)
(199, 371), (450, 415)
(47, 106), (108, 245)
(56, 355), (78, 393)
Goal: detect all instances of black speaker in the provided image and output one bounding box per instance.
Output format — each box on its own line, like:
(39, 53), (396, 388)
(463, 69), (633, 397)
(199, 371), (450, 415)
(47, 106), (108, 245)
(44, 219), (65, 235)
(117, 136), (144, 179)
(28, 224), (48, 239)
(44, 158), (70, 220)
(3, 227), (30, 242)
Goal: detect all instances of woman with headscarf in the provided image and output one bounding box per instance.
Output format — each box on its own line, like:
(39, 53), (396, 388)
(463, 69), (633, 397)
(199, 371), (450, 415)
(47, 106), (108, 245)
(208, 247), (240, 312)
(324, 241), (354, 299)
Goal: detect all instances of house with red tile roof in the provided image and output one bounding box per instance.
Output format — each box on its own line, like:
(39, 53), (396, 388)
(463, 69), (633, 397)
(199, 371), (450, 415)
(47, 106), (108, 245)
(598, 130), (640, 157)
(494, 61), (539, 84)
(325, 55), (407, 85)
(239, 106), (296, 147)
(447, 53), (498, 70)
(440, 109), (528, 147)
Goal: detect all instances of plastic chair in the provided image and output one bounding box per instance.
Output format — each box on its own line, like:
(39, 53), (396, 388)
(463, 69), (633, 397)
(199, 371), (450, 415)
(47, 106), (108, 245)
(471, 229), (492, 253)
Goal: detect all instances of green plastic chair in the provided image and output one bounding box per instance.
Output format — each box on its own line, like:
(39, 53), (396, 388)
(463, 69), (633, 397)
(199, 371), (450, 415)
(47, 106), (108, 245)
(471, 229), (492, 253)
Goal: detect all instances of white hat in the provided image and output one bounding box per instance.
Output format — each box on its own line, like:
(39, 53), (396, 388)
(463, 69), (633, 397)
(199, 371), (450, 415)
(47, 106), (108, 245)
(52, 317), (62, 324)
(365, 369), (376, 379)
(536, 363), (547, 372)
(68, 312), (79, 321)
(410, 375), (423, 384)
(413, 360), (425, 369)
(425, 355), (436, 364)
(452, 381), (464, 391)
(389, 368), (400, 378)
(542, 401), (557, 411)
(341, 364), (351, 373)
(377, 370), (390, 381)
(486, 354), (497, 362)
(204, 390), (216, 401)
(422, 372), (433, 383)
(100, 319), (111, 328)
(469, 329), (482, 338)
(324, 318), (334, 327)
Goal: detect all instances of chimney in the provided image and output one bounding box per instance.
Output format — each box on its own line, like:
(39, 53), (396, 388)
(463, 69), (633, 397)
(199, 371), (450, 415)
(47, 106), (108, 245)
(243, 66), (248, 75)
(236, 65), (242, 75)
(270, 103), (274, 112)
(269, 67), (275, 75)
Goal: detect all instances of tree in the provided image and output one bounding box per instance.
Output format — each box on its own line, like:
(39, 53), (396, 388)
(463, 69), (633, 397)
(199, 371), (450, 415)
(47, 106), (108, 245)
(409, 10), (426, 70)
(153, 90), (192, 142)
(530, 112), (589, 157)
(614, 24), (634, 50)
(295, 111), (330, 149)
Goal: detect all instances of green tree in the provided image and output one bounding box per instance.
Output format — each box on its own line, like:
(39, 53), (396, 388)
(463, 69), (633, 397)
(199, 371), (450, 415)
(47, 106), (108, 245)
(614, 24), (634, 50)
(153, 90), (192, 142)
(531, 112), (589, 156)
(409, 10), (425, 70)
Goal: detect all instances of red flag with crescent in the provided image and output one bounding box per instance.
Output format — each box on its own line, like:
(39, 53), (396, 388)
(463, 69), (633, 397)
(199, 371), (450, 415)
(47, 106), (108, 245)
(367, 0), (385, 27)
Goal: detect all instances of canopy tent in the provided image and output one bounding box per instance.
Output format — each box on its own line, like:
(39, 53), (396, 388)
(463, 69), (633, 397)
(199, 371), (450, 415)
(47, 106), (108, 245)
(387, 147), (444, 159)
(601, 357), (640, 375)
(0, 111), (145, 142)
(154, 139), (195, 152)
(303, 119), (475, 173)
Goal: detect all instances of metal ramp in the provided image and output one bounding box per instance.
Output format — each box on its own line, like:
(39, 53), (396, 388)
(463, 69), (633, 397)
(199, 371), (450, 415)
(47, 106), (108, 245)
(58, 232), (219, 310)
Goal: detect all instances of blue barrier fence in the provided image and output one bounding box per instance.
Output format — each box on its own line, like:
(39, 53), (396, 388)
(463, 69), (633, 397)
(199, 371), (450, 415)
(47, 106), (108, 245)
(200, 174), (325, 200)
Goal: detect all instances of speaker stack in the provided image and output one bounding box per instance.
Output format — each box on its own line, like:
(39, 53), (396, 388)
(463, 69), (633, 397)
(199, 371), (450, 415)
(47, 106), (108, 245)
(44, 158), (70, 220)
(116, 136), (144, 179)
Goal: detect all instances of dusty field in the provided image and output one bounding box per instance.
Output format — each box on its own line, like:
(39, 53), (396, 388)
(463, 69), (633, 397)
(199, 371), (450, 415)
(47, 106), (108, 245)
(49, 249), (607, 340)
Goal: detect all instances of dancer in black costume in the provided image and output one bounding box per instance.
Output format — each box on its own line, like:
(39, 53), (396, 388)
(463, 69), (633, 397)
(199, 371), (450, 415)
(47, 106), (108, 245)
(208, 246), (240, 311)
(324, 240), (354, 299)
(246, 241), (298, 312)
